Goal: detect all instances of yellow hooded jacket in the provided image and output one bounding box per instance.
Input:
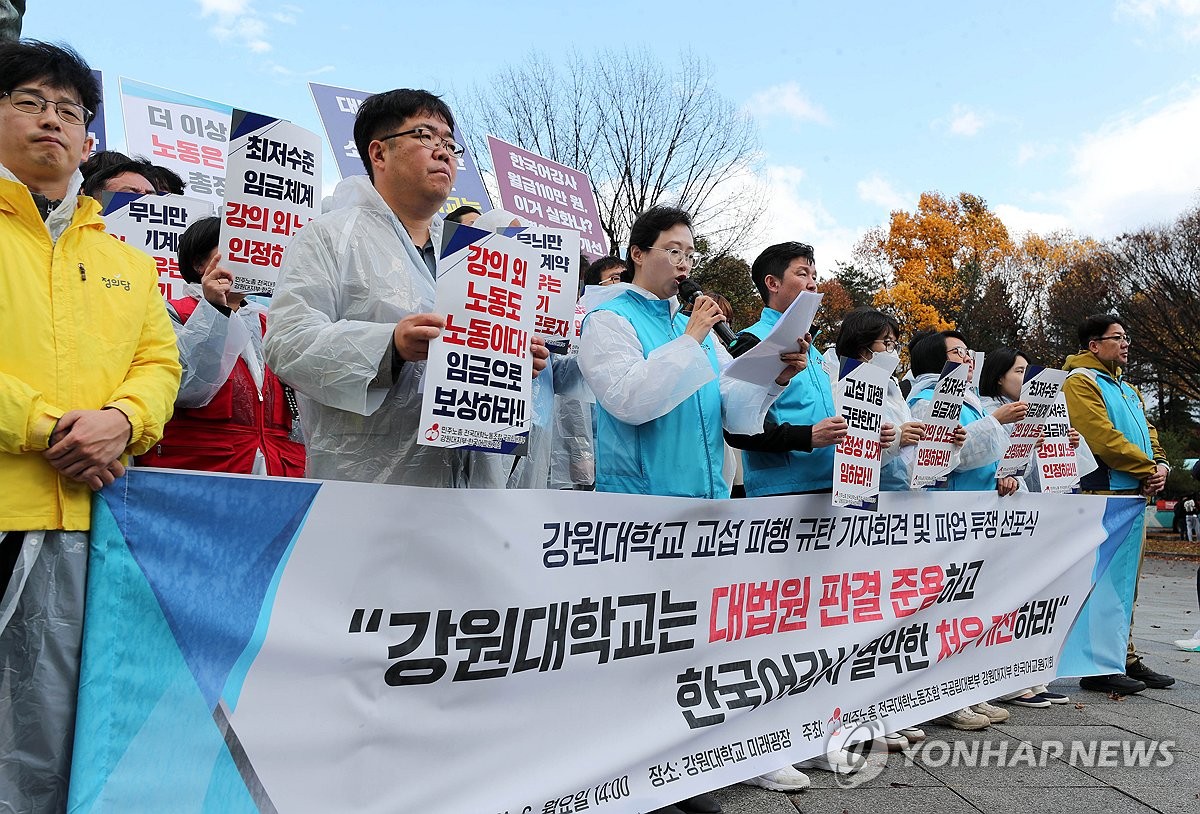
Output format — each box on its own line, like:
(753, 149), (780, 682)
(0, 176), (181, 530)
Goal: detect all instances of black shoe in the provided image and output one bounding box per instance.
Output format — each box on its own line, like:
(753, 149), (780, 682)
(676, 793), (722, 814)
(1079, 673), (1146, 695)
(1126, 660), (1176, 689)
(649, 808), (686, 814)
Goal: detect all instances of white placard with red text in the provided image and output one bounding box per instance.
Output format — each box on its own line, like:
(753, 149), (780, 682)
(996, 368), (1069, 479)
(500, 226), (580, 344)
(1035, 393), (1082, 493)
(102, 192), (215, 300)
(219, 111), (322, 295)
(417, 226), (538, 454)
(910, 362), (970, 489)
(833, 358), (889, 510)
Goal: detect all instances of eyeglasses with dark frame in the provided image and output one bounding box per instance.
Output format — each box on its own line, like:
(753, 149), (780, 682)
(946, 345), (973, 360)
(872, 337), (899, 352)
(2, 88), (93, 126)
(1095, 333), (1132, 345)
(377, 126), (465, 157)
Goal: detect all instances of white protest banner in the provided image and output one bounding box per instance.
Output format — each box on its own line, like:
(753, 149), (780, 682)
(500, 225), (581, 345)
(724, 291), (823, 385)
(910, 362), (970, 489)
(120, 77), (231, 206)
(101, 192), (215, 300)
(832, 358), (889, 510)
(1035, 393), (1082, 493)
(996, 367), (1069, 479)
(71, 470), (1146, 813)
(417, 225), (537, 454)
(218, 110), (322, 295)
(487, 135), (607, 260)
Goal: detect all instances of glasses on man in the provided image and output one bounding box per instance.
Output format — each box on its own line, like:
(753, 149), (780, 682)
(946, 345), (972, 360)
(1096, 333), (1132, 345)
(377, 127), (465, 157)
(3, 88), (93, 126)
(650, 246), (704, 269)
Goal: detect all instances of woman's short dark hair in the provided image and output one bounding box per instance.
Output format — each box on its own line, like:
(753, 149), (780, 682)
(834, 307), (900, 360)
(177, 216), (221, 285)
(352, 88), (455, 181)
(908, 330), (968, 377)
(979, 347), (1035, 398)
(625, 206), (692, 277)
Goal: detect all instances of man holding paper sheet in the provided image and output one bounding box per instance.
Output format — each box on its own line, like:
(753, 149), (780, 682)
(265, 89), (546, 487)
(725, 241), (851, 496)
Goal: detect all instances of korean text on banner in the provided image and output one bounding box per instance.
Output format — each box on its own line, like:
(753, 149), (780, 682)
(308, 81), (491, 218)
(996, 367), (1070, 479)
(219, 110), (322, 296)
(500, 226), (580, 344)
(910, 362), (970, 489)
(71, 471), (1146, 814)
(101, 192), (215, 300)
(486, 134), (607, 260)
(417, 226), (538, 454)
(120, 77), (231, 206)
(833, 358), (889, 510)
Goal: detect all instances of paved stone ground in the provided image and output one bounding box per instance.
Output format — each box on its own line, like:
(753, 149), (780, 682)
(708, 556), (1200, 814)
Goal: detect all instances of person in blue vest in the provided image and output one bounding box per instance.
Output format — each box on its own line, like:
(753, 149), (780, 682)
(578, 207), (804, 504)
(578, 207), (810, 811)
(724, 241), (852, 496)
(906, 330), (1027, 731)
(1064, 314), (1175, 694)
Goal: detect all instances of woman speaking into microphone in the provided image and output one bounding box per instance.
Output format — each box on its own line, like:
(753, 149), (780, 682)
(578, 206), (808, 502)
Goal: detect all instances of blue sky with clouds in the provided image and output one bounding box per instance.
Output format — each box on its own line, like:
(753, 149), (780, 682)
(28, 0), (1200, 264)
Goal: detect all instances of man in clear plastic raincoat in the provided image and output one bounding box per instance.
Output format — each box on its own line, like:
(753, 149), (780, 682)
(265, 89), (546, 486)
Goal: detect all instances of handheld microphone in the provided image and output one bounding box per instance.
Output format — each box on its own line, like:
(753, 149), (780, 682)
(676, 277), (738, 350)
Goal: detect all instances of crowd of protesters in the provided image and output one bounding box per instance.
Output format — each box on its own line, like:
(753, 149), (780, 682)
(0, 37), (1194, 814)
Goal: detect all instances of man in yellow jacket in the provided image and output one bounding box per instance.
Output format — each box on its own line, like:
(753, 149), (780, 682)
(0, 40), (180, 811)
(1064, 314), (1173, 697)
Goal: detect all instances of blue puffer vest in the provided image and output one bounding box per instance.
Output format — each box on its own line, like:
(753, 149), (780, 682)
(908, 387), (997, 491)
(741, 309), (836, 496)
(588, 291), (727, 498)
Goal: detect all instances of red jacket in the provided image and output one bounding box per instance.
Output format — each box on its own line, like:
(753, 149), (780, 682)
(137, 297), (305, 477)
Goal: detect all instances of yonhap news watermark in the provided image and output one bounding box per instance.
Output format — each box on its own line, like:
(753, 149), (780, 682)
(900, 738), (1175, 769)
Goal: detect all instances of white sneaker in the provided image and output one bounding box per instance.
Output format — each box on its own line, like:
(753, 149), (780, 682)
(743, 766), (811, 792)
(1175, 637), (1200, 652)
(971, 701), (1010, 722)
(898, 726), (926, 742)
(935, 707), (990, 730)
(795, 747), (865, 774)
(882, 731), (908, 751)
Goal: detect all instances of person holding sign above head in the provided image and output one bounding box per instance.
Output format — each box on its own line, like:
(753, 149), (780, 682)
(0, 40), (181, 811)
(264, 88), (547, 486)
(1064, 314), (1175, 695)
(136, 216), (306, 477)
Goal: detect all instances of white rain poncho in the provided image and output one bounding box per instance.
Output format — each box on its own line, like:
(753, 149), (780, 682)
(170, 285), (262, 408)
(264, 176), (505, 487)
(579, 284), (782, 439)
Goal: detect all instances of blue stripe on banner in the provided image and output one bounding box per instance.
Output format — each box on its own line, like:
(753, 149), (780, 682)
(69, 496), (258, 812)
(119, 77), (234, 114)
(98, 470), (321, 711)
(1058, 496), (1146, 676)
